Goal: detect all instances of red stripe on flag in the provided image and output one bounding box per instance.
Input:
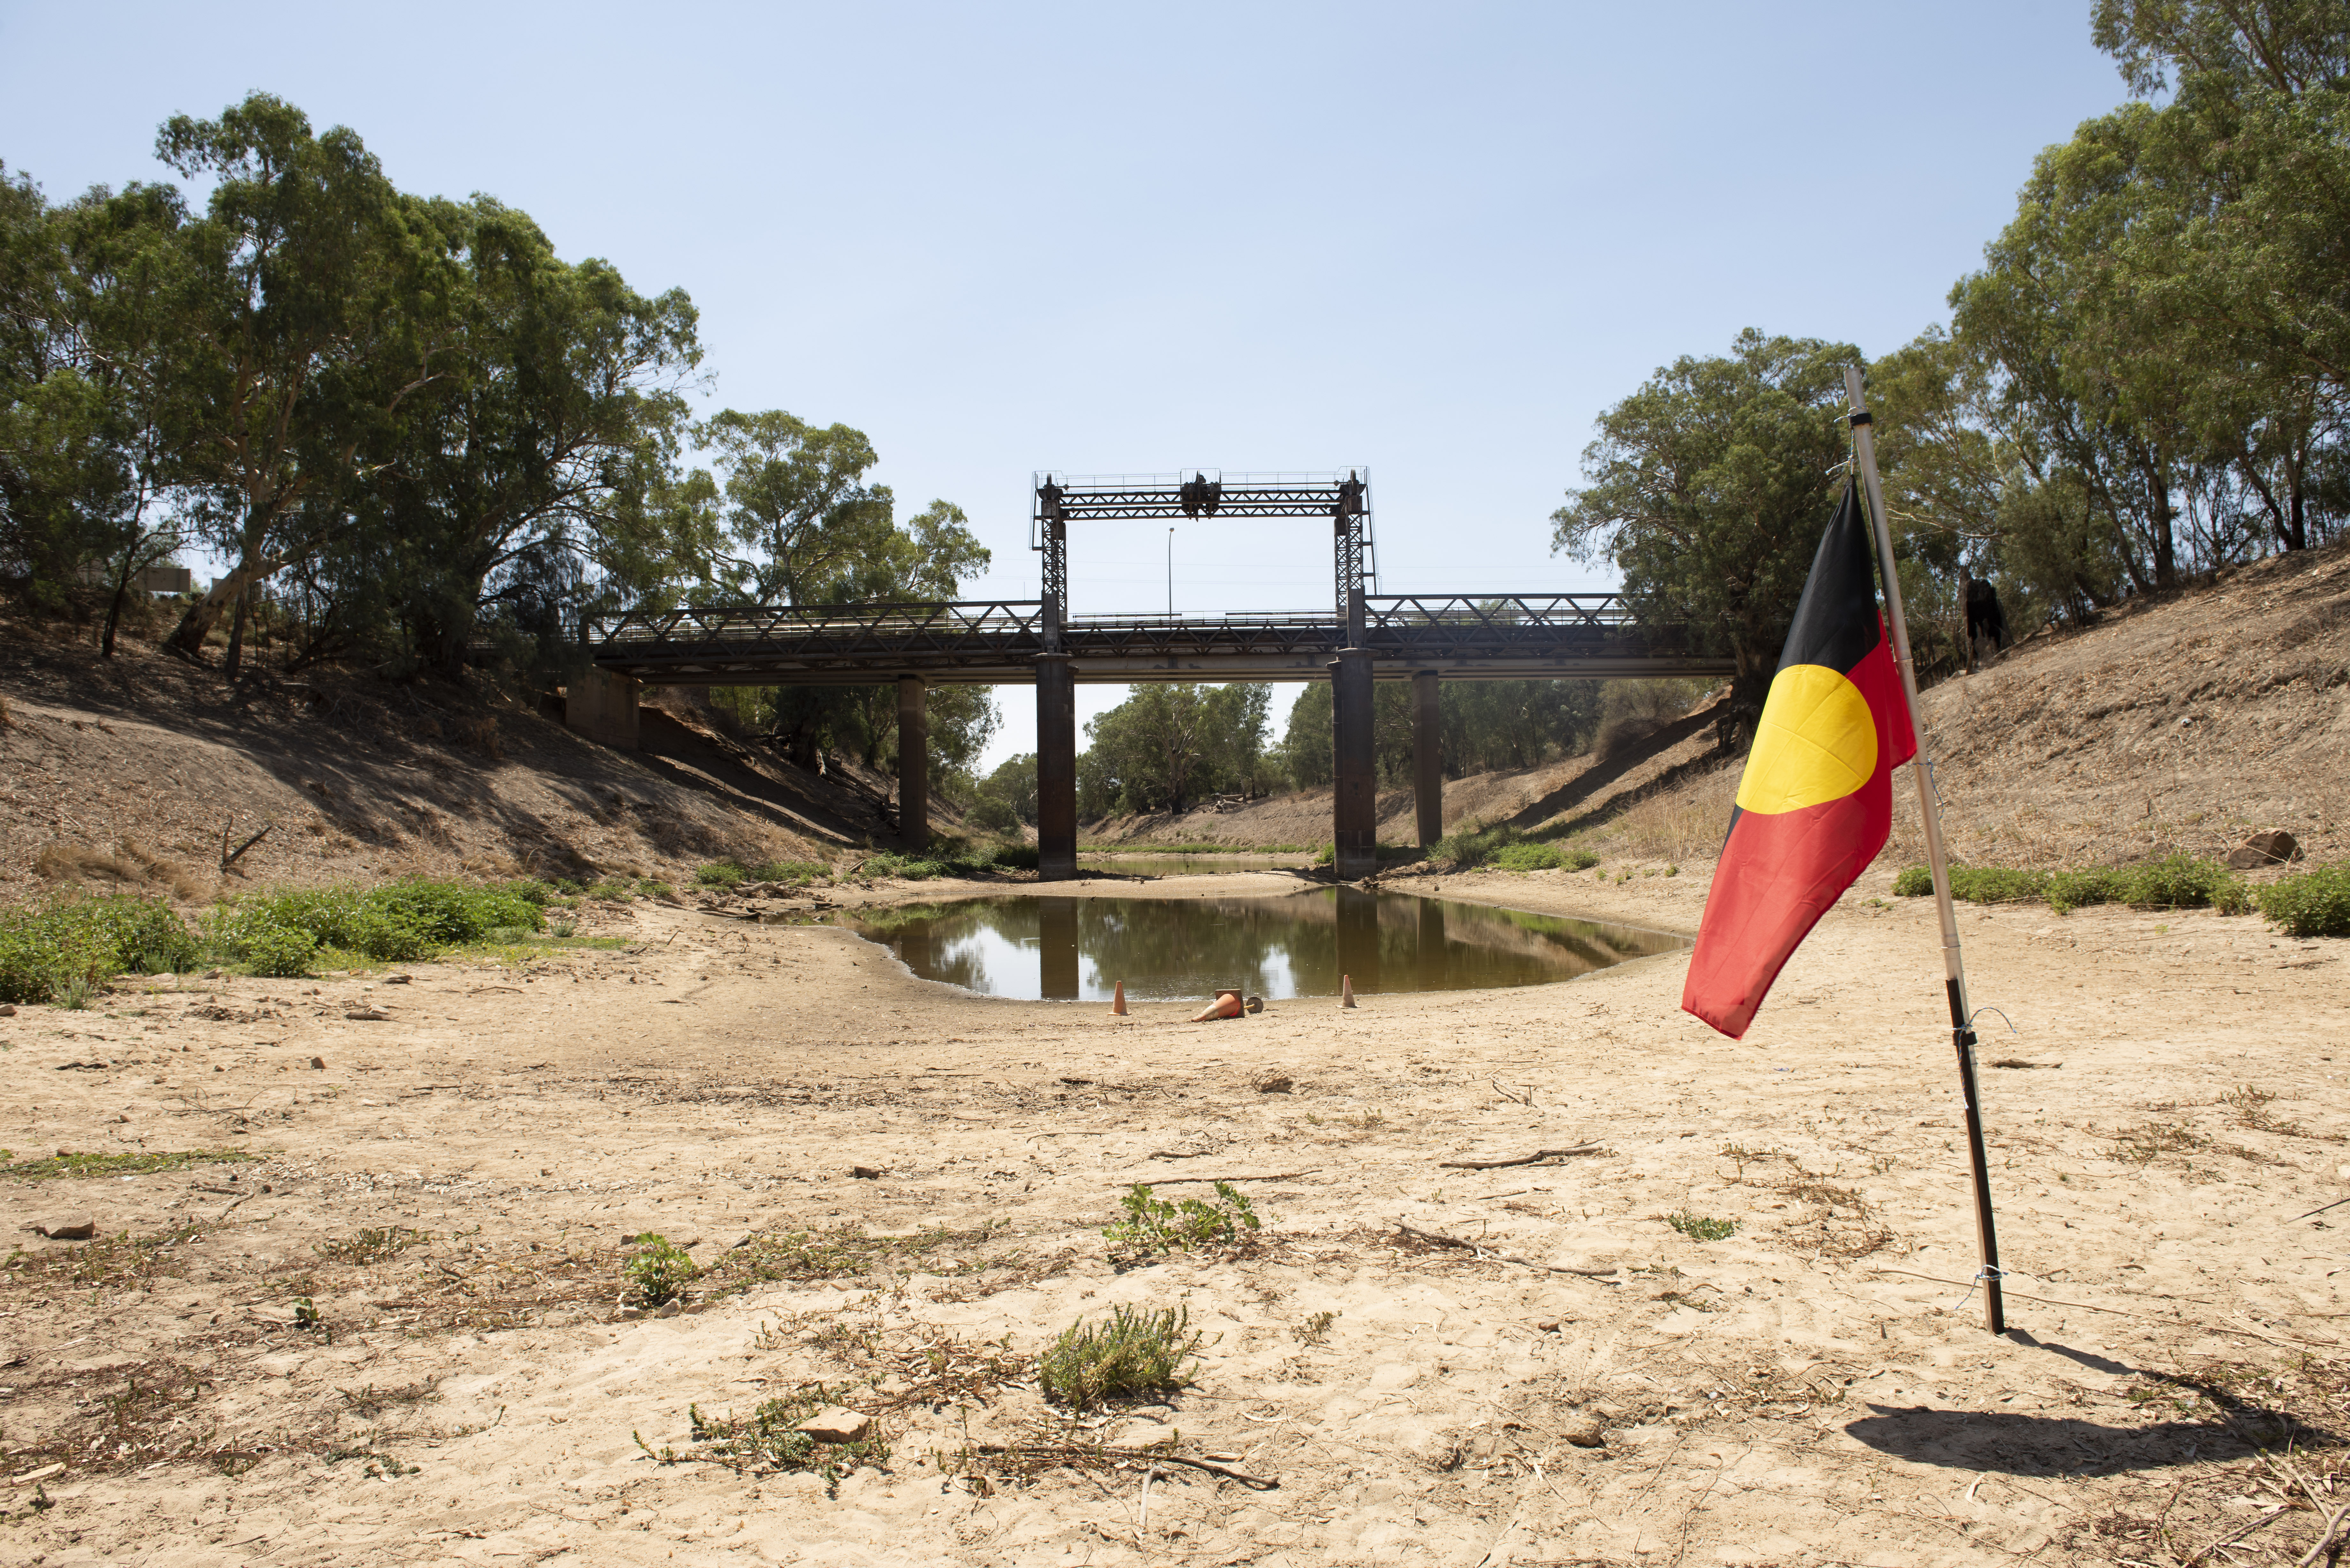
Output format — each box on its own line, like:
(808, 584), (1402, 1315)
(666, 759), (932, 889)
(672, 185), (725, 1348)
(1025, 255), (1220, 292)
(1680, 782), (1891, 1039)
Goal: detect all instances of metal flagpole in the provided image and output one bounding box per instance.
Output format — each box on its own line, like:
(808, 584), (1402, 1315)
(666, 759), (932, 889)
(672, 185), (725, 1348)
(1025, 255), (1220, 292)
(1842, 365), (2006, 1336)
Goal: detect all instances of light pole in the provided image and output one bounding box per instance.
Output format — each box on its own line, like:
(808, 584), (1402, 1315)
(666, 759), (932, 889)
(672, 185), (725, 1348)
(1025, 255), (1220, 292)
(1166, 527), (1174, 617)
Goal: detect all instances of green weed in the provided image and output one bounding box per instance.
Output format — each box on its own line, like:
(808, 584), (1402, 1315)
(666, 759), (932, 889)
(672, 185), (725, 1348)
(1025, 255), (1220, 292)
(679, 1383), (890, 1493)
(1, 1149), (252, 1183)
(1665, 1210), (1738, 1242)
(1103, 1181), (1260, 1256)
(623, 1232), (698, 1306)
(1038, 1304), (1205, 1410)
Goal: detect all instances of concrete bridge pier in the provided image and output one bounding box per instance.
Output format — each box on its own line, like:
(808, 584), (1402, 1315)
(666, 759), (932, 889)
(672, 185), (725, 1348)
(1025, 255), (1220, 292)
(1413, 668), (1442, 848)
(897, 675), (928, 852)
(1036, 654), (1077, 880)
(1331, 650), (1377, 879)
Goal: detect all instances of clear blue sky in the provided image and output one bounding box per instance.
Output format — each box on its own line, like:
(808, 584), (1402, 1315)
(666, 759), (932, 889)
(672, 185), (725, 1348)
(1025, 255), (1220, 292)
(1, 2), (2128, 769)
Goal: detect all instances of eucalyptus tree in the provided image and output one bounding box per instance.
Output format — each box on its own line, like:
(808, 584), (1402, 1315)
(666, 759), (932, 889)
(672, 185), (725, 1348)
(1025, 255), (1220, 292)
(1551, 329), (1857, 745)
(356, 196), (708, 673)
(153, 94), (454, 674)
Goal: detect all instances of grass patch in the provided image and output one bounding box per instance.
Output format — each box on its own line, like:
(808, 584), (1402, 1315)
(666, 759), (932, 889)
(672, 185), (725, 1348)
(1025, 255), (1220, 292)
(1038, 1304), (1205, 1411)
(1103, 1182), (1260, 1257)
(1433, 820), (1598, 873)
(0, 1149), (252, 1183)
(1664, 1210), (1739, 1242)
(0, 893), (199, 1005)
(1893, 854), (2250, 916)
(2259, 863), (2350, 938)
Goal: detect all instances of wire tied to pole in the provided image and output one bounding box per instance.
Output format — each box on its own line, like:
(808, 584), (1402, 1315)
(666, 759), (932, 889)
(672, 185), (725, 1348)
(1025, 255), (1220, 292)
(1969, 1007), (2020, 1037)
(1947, 1264), (2032, 1313)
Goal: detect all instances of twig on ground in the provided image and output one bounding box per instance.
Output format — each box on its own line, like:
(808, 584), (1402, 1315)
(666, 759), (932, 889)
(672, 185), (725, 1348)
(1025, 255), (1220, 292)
(971, 1443), (1277, 1490)
(221, 820), (273, 873)
(1490, 1080), (1531, 1106)
(1438, 1146), (1602, 1170)
(1125, 1171), (1315, 1185)
(1393, 1221), (1622, 1282)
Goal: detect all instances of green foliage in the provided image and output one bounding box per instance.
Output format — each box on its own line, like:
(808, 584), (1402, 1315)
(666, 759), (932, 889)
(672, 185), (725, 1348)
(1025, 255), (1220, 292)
(208, 879), (545, 966)
(1894, 856), (2248, 915)
(1555, 330), (1861, 737)
(969, 752), (1039, 836)
(1278, 677), (1610, 792)
(682, 1383), (890, 1492)
(622, 1232), (698, 1307)
(1079, 683), (1274, 817)
(1433, 819), (1598, 873)
(1, 1148), (251, 1182)
(856, 841), (1035, 881)
(1037, 1304), (1205, 1411)
(2259, 863), (2350, 938)
(1665, 1210), (1739, 1242)
(0, 893), (198, 1005)
(1103, 1181), (1259, 1256)
(244, 924), (317, 978)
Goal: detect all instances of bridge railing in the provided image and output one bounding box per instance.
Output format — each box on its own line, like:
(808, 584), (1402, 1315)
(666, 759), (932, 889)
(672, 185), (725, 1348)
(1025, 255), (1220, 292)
(1364, 593), (1637, 631)
(588, 601), (1049, 648)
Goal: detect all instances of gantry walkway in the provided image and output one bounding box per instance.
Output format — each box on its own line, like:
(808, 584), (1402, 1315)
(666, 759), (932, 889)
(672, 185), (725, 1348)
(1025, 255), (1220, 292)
(578, 471), (1735, 878)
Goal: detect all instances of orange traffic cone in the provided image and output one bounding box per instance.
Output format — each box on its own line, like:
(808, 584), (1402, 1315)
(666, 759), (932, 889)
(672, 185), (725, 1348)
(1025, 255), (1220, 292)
(1109, 981), (1128, 1016)
(1189, 990), (1244, 1023)
(1341, 974), (1357, 1008)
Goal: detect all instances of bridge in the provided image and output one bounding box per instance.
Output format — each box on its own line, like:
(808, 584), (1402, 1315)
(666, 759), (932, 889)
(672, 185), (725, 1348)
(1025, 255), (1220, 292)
(583, 471), (1733, 879)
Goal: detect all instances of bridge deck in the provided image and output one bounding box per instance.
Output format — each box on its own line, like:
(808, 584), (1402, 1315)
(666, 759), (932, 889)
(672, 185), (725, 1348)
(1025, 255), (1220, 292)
(585, 596), (1735, 685)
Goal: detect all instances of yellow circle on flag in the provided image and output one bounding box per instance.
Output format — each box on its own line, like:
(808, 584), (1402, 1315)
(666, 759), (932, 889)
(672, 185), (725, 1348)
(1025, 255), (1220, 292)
(1733, 663), (1877, 814)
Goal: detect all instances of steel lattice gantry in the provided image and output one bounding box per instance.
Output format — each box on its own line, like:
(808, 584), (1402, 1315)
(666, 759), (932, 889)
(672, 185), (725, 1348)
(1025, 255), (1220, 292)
(581, 469), (1736, 879)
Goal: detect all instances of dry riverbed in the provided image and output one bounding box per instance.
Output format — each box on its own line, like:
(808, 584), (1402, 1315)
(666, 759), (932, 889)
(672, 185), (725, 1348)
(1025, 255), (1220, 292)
(0, 862), (2345, 1566)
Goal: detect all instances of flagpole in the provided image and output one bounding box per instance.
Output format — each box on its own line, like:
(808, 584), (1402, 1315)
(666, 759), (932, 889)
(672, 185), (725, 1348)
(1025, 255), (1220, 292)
(1842, 365), (2005, 1336)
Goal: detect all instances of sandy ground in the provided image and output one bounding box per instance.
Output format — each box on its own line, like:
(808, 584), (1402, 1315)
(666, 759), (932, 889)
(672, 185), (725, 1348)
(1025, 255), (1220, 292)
(0, 861), (2346, 1567)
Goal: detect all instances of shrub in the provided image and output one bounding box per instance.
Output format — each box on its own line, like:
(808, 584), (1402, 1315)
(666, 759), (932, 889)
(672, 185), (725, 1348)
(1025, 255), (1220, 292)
(1038, 1304), (1205, 1410)
(0, 893), (199, 1005)
(208, 879), (546, 966)
(2124, 853), (2249, 914)
(245, 925), (317, 978)
(2260, 863), (2350, 938)
(1434, 820), (1595, 872)
(694, 862), (746, 887)
(1896, 857), (2247, 916)
(1103, 1181), (1259, 1255)
(623, 1232), (699, 1306)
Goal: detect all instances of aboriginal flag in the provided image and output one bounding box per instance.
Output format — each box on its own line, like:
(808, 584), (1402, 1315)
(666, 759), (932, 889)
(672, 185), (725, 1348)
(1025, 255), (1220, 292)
(1682, 481), (1917, 1038)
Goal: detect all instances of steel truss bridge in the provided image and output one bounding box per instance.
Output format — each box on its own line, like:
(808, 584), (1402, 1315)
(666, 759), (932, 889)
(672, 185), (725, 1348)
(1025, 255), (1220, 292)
(581, 471), (1734, 878)
(583, 594), (1729, 686)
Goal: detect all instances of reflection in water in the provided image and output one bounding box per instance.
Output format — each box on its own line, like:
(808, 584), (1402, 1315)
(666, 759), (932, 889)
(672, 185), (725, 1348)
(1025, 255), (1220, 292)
(827, 890), (1687, 1002)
